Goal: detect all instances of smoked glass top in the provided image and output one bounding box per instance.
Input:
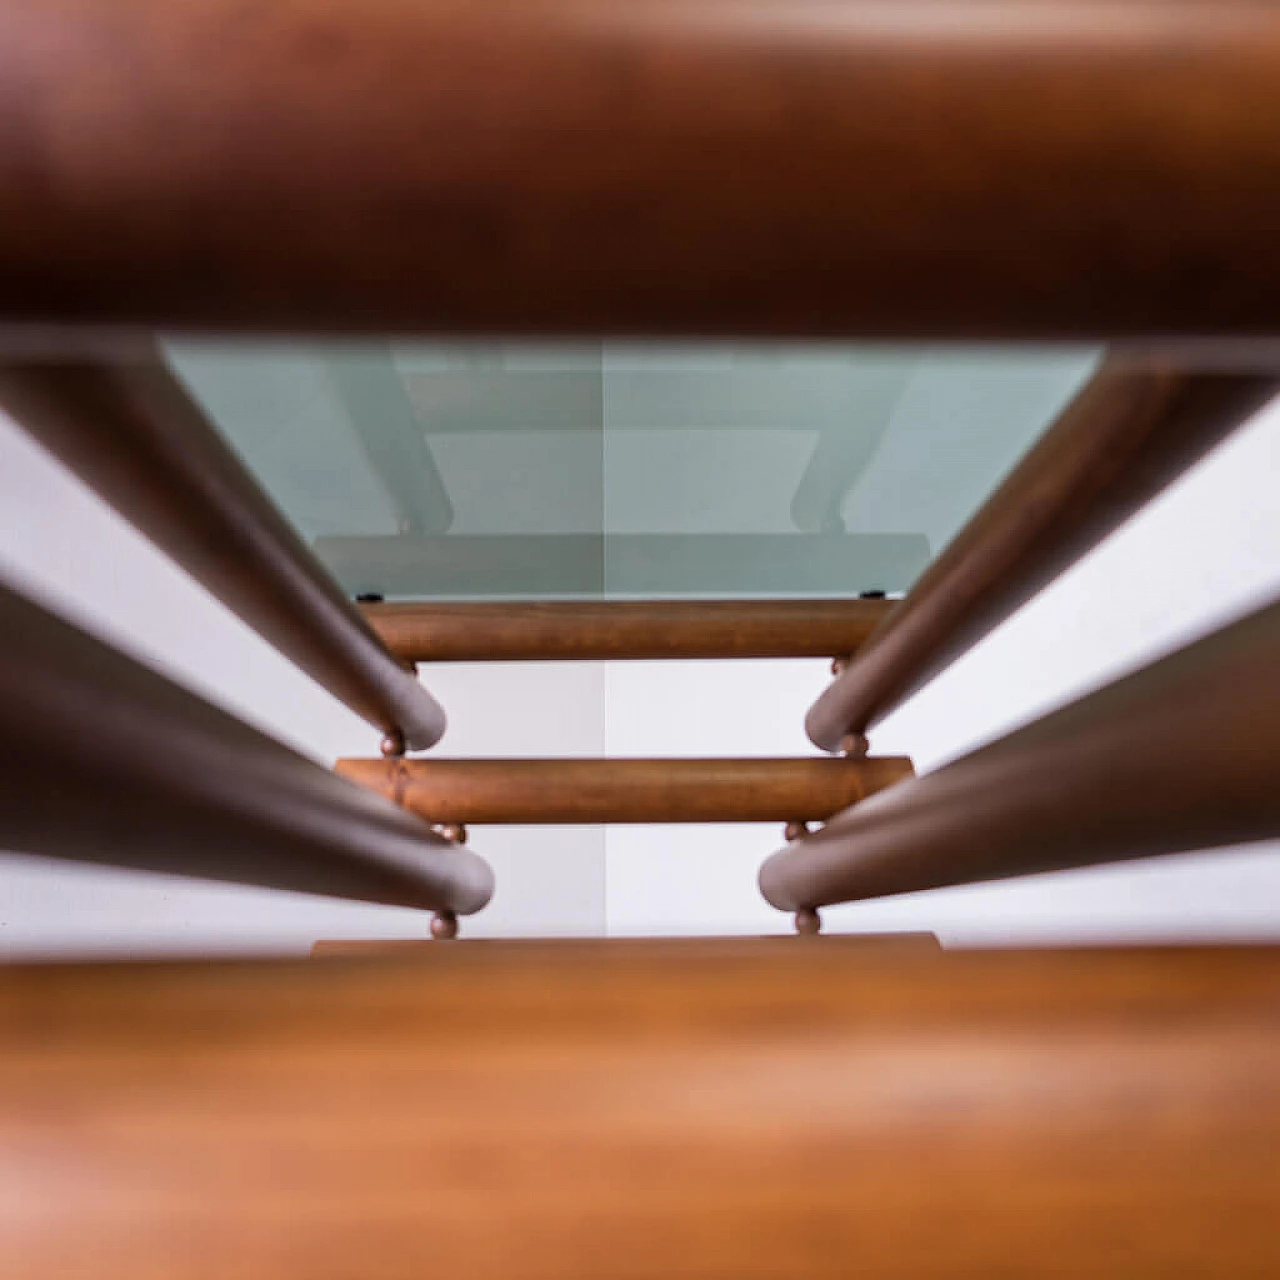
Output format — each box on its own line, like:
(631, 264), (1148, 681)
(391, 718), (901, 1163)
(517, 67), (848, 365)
(165, 341), (1099, 601)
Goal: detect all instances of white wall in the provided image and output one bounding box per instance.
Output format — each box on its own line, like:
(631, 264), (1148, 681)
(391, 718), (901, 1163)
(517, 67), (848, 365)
(1, 394), (1278, 955)
(606, 395), (1280, 943)
(0, 415), (607, 956)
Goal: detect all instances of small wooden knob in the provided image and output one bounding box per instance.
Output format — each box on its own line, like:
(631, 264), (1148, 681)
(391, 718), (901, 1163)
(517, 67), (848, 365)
(431, 911), (458, 941)
(784, 820), (810, 842)
(380, 729), (406, 758)
(795, 907), (822, 936)
(839, 732), (869, 759)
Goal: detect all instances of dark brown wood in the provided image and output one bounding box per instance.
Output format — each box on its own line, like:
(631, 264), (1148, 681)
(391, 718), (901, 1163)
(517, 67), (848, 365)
(3, 942), (1280, 1277)
(0, 579), (491, 913)
(770, 599), (1280, 912)
(806, 362), (1278, 750)
(336, 756), (913, 824)
(7, 3), (1280, 338)
(362, 598), (894, 662)
(0, 352), (446, 749)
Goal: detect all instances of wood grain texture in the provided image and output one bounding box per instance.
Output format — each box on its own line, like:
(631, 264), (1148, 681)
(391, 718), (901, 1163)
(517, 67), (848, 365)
(0, 352), (444, 749)
(0, 578), (491, 913)
(807, 362), (1279, 750)
(361, 598), (894, 662)
(771, 598), (1280, 911)
(7, 2), (1280, 337)
(336, 756), (914, 824)
(2, 941), (1280, 1277)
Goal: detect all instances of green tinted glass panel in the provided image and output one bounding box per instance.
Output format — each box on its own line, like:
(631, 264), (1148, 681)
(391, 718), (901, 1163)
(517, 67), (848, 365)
(165, 342), (1100, 601)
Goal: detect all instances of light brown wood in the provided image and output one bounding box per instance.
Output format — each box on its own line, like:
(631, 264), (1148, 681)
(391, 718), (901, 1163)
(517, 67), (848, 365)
(771, 599), (1280, 912)
(8, 3), (1280, 338)
(2, 942), (1280, 1277)
(807, 361), (1279, 750)
(336, 755), (914, 824)
(361, 598), (894, 662)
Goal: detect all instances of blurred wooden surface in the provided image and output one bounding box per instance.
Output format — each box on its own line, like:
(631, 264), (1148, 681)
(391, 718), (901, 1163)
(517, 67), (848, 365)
(336, 755), (914, 824)
(6, 2), (1280, 337)
(362, 598), (894, 662)
(2, 941), (1280, 1276)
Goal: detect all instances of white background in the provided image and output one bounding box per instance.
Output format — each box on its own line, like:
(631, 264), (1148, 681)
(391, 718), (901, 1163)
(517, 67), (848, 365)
(1, 391), (1278, 956)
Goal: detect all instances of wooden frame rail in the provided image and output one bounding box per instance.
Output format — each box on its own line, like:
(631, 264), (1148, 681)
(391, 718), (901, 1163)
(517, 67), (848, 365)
(806, 362), (1278, 751)
(4, 942), (1280, 1277)
(0, 581), (491, 914)
(5, 3), (1280, 338)
(336, 756), (912, 825)
(362, 599), (895, 663)
(0, 351), (446, 750)
(767, 599), (1280, 915)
